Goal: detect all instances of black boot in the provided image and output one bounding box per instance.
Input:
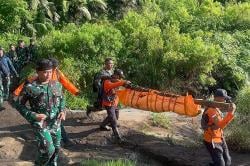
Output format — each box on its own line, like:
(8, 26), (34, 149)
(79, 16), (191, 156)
(86, 105), (93, 117)
(100, 117), (111, 131)
(113, 127), (123, 143)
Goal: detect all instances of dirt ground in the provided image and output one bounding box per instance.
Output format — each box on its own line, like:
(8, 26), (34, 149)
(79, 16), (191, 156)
(0, 102), (250, 166)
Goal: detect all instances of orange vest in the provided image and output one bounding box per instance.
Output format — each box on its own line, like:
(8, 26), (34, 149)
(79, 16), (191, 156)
(13, 69), (79, 96)
(13, 75), (37, 96)
(203, 108), (234, 143)
(102, 79), (125, 107)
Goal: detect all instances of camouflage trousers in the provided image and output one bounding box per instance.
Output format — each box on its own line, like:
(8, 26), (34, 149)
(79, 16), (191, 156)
(2, 76), (10, 99)
(34, 127), (61, 166)
(0, 82), (3, 107)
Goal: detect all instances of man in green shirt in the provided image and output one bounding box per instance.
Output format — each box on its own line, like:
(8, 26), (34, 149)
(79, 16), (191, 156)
(13, 58), (66, 166)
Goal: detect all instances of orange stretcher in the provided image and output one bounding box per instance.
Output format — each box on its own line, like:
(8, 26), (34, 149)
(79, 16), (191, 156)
(13, 69), (79, 96)
(117, 87), (201, 117)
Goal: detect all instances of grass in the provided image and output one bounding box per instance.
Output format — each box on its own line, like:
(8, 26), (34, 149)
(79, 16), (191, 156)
(151, 113), (170, 129)
(80, 159), (136, 166)
(65, 91), (89, 110)
(226, 115), (250, 152)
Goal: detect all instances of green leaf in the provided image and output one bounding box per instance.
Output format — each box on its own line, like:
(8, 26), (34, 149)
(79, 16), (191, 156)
(34, 23), (48, 36)
(30, 0), (39, 10)
(90, 0), (107, 11)
(78, 6), (91, 20)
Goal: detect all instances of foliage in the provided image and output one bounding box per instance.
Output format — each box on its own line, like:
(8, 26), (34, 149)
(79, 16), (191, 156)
(233, 30), (250, 76)
(208, 32), (247, 95)
(0, 0), (30, 33)
(0, 33), (29, 51)
(116, 11), (164, 88)
(0, 0), (249, 108)
(65, 91), (89, 109)
(37, 23), (123, 108)
(80, 159), (136, 166)
(235, 86), (250, 115)
(226, 113), (250, 152)
(226, 86), (250, 152)
(223, 2), (250, 31)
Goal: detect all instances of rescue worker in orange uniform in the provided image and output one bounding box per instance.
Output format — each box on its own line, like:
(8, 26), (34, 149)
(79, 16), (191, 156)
(86, 57), (114, 116)
(202, 89), (236, 166)
(100, 69), (131, 142)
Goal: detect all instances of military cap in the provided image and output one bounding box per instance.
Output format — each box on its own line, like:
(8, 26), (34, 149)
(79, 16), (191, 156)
(36, 59), (53, 71)
(214, 89), (232, 102)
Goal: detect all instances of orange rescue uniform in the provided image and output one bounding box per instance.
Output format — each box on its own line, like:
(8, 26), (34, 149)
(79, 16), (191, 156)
(203, 108), (234, 143)
(102, 79), (126, 107)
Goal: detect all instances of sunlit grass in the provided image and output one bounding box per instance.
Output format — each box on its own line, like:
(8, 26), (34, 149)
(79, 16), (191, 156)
(81, 159), (136, 166)
(151, 113), (170, 129)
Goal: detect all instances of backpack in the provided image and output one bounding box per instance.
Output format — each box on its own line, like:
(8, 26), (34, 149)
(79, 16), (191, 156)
(201, 107), (220, 131)
(92, 72), (101, 93)
(92, 70), (112, 93)
(201, 108), (210, 130)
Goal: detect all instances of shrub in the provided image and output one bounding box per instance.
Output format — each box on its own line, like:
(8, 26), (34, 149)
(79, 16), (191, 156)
(236, 86), (250, 115)
(226, 86), (250, 152)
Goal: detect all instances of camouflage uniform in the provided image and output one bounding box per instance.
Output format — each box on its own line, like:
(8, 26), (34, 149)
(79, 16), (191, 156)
(28, 44), (37, 63)
(14, 79), (65, 166)
(0, 76), (3, 107)
(7, 50), (18, 66)
(7, 50), (19, 91)
(0, 54), (18, 99)
(16, 46), (29, 72)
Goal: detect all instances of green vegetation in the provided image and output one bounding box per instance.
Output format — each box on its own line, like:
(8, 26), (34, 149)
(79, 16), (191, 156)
(151, 113), (170, 129)
(0, 0), (249, 110)
(81, 159), (136, 166)
(226, 86), (250, 152)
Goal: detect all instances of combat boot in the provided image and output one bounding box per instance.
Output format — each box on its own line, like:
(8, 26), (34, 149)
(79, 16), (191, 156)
(100, 125), (111, 131)
(86, 105), (93, 117)
(113, 127), (123, 143)
(100, 117), (111, 131)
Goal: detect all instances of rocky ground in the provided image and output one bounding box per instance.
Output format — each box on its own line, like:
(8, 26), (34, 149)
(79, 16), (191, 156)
(0, 102), (249, 166)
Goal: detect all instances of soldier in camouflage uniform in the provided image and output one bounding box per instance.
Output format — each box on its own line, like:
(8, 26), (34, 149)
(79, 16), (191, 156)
(28, 38), (37, 63)
(0, 76), (3, 108)
(0, 48), (8, 106)
(13, 59), (66, 166)
(0, 47), (18, 100)
(7, 44), (18, 66)
(16, 40), (29, 72)
(7, 44), (19, 92)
